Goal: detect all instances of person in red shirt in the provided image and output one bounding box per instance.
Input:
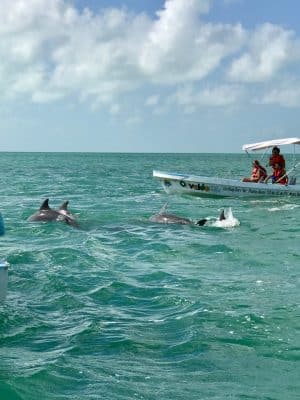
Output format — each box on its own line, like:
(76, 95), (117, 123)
(269, 146), (285, 169)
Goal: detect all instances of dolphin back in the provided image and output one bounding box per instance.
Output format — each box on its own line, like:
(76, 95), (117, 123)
(150, 212), (192, 225)
(28, 199), (79, 227)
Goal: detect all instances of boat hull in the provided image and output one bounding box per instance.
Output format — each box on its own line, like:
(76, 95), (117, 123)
(153, 170), (300, 198)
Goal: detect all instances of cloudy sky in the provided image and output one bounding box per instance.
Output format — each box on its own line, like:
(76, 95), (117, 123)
(1, 0), (300, 152)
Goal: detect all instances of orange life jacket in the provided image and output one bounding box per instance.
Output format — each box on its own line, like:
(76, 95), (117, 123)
(272, 168), (288, 184)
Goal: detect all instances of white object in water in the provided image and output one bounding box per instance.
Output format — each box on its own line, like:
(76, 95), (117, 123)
(0, 261), (8, 302)
(211, 208), (240, 228)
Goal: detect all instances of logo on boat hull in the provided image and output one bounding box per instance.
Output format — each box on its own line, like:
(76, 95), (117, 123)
(163, 179), (210, 192)
(188, 183), (209, 191)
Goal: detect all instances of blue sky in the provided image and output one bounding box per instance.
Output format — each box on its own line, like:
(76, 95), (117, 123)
(1, 0), (300, 152)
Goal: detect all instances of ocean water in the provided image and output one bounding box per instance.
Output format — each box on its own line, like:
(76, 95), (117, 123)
(0, 152), (299, 400)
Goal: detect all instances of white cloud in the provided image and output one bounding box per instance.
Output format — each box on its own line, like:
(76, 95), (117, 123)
(0, 0), (299, 113)
(170, 84), (243, 112)
(257, 84), (300, 108)
(109, 103), (121, 115)
(0, 0), (150, 105)
(32, 90), (64, 103)
(139, 0), (246, 83)
(126, 114), (142, 125)
(228, 23), (296, 82)
(145, 95), (160, 106)
(0, 0), (247, 106)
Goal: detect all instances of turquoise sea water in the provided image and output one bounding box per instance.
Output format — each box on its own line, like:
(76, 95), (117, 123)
(0, 153), (299, 400)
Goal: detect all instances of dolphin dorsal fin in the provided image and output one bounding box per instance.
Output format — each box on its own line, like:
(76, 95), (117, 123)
(159, 202), (169, 214)
(219, 209), (226, 221)
(59, 201), (69, 211)
(40, 199), (50, 210)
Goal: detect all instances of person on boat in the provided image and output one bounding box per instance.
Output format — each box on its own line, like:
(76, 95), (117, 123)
(269, 146), (285, 169)
(264, 163), (288, 185)
(242, 160), (267, 183)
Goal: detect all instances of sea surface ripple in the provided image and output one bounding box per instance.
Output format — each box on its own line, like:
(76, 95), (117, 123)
(0, 153), (299, 400)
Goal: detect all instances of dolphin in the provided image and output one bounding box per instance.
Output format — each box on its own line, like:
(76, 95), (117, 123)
(149, 203), (226, 226)
(58, 200), (79, 227)
(149, 211), (193, 225)
(58, 201), (78, 225)
(28, 199), (79, 227)
(149, 202), (192, 224)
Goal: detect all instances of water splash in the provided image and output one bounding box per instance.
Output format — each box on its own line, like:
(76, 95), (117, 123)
(209, 208), (240, 228)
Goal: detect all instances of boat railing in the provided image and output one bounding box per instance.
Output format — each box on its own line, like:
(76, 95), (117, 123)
(278, 160), (300, 185)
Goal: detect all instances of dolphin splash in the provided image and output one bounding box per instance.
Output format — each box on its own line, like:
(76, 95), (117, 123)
(28, 199), (79, 227)
(209, 207), (240, 228)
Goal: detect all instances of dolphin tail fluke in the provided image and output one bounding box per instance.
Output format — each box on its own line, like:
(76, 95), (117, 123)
(219, 209), (226, 221)
(40, 199), (50, 210)
(196, 218), (207, 226)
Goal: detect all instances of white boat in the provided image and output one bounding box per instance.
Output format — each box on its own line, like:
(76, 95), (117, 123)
(153, 138), (300, 198)
(0, 261), (8, 302)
